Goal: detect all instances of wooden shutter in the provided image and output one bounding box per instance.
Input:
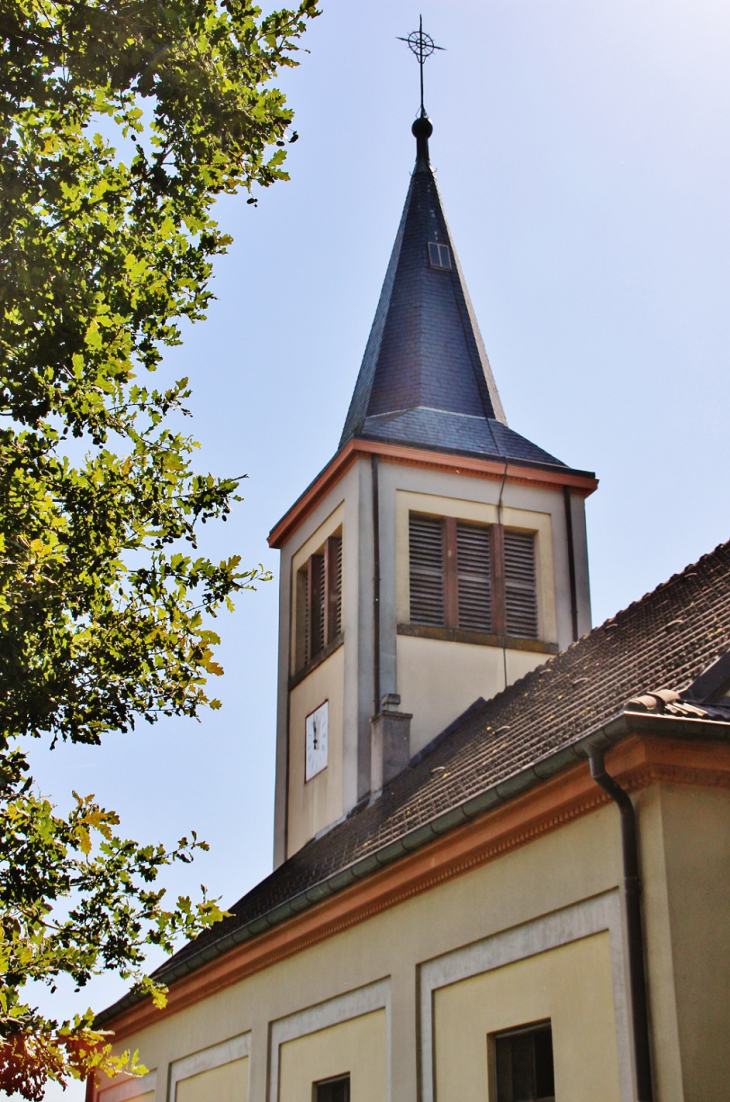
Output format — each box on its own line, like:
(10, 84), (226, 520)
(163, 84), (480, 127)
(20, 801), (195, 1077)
(456, 522), (492, 632)
(306, 552), (325, 662)
(302, 566), (310, 666)
(504, 530), (538, 638)
(409, 514), (445, 626)
(324, 534), (343, 643)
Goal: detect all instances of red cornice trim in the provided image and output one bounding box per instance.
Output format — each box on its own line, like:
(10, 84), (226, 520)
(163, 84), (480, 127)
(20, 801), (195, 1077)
(98, 735), (729, 1049)
(267, 440), (599, 549)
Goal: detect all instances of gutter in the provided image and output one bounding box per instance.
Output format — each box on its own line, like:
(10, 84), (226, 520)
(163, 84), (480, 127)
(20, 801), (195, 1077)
(96, 712), (730, 1027)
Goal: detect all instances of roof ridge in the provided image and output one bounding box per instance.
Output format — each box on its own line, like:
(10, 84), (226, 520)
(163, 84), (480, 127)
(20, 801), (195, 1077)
(600, 535), (730, 625)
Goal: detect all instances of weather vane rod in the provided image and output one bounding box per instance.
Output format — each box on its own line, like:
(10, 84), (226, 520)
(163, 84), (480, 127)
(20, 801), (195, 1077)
(397, 15), (444, 118)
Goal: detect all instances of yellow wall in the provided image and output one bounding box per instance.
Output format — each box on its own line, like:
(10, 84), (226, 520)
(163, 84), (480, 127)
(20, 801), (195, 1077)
(640, 783), (730, 1102)
(433, 933), (621, 1102)
(287, 643), (345, 855)
(397, 634), (546, 754)
(109, 804), (625, 1101)
(175, 1057), (248, 1102)
(278, 1010), (386, 1102)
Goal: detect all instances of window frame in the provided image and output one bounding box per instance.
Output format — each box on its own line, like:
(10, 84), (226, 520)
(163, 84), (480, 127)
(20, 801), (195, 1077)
(294, 530), (343, 678)
(313, 1073), (351, 1102)
(491, 1019), (555, 1102)
(427, 240), (452, 270)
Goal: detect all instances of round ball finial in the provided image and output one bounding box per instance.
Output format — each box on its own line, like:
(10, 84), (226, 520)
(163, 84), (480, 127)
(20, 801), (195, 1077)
(412, 115), (433, 140)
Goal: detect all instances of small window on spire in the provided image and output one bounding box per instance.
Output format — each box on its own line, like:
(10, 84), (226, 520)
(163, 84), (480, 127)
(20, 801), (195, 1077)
(428, 241), (452, 270)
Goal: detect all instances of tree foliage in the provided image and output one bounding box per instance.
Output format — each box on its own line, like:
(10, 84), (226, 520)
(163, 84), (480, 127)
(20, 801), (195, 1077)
(0, 0), (317, 1095)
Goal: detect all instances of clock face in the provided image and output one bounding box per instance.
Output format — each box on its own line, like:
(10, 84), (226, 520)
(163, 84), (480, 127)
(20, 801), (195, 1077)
(305, 700), (329, 782)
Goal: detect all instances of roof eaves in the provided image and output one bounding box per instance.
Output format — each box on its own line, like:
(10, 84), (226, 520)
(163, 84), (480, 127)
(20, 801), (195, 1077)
(96, 711), (730, 1027)
(353, 431), (595, 480)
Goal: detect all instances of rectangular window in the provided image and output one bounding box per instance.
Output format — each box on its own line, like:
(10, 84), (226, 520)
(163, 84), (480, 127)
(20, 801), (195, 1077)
(494, 1021), (555, 1102)
(315, 1075), (350, 1102)
(298, 533), (343, 670)
(428, 241), (452, 270)
(408, 513), (537, 640)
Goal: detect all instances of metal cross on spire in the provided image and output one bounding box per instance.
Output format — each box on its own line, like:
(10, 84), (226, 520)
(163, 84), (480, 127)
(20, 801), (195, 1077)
(397, 15), (444, 118)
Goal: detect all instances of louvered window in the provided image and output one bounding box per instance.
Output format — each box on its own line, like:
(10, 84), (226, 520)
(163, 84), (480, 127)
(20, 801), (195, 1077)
(504, 530), (538, 639)
(409, 514), (445, 626)
(456, 522), (492, 632)
(298, 533), (343, 670)
(332, 534), (343, 636)
(408, 513), (539, 643)
(304, 553), (324, 665)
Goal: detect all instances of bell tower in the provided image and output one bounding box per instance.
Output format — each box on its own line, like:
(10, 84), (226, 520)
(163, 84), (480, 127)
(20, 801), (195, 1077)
(268, 112), (597, 867)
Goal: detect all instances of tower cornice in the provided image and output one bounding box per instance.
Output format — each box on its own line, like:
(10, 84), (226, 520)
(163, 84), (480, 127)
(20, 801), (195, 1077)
(268, 439), (597, 550)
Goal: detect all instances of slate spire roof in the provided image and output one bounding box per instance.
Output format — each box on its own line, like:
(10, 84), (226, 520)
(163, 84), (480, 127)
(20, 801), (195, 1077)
(339, 116), (570, 470)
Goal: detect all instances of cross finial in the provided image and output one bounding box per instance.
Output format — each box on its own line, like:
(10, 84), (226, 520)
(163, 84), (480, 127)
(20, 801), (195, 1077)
(397, 15), (445, 118)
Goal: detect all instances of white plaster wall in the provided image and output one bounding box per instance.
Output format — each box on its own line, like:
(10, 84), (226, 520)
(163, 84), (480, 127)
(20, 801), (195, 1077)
(287, 645), (345, 855)
(273, 464), (363, 867)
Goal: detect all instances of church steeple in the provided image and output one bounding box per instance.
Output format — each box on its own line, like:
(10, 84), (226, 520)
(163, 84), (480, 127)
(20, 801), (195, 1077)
(270, 97), (597, 869)
(340, 116), (565, 471)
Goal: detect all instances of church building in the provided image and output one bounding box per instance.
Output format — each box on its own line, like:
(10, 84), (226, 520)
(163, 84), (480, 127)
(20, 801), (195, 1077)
(93, 104), (730, 1102)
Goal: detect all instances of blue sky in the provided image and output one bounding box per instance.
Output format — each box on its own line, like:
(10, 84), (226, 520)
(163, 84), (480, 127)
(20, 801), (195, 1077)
(23, 1), (730, 1096)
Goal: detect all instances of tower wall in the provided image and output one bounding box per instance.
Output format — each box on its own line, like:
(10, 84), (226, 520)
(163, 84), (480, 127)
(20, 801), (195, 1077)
(273, 453), (592, 865)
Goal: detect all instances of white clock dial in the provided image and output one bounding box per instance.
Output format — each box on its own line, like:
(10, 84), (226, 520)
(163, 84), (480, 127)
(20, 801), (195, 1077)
(305, 700), (329, 781)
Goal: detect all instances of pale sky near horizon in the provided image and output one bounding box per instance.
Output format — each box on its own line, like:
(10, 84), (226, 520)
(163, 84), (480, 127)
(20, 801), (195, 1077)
(20, 1), (730, 1097)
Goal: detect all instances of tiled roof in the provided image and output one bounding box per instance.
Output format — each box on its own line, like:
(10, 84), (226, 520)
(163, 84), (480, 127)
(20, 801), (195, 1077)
(156, 538), (730, 980)
(338, 122), (570, 469)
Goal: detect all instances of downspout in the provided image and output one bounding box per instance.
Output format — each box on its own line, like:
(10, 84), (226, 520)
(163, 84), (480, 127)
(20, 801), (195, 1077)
(371, 454), (381, 715)
(589, 750), (654, 1102)
(563, 485), (579, 642)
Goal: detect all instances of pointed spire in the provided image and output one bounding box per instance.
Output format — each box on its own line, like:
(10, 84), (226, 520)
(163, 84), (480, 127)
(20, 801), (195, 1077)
(339, 118), (565, 469)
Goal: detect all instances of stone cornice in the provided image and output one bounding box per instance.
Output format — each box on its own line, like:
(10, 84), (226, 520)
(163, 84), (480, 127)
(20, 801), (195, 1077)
(268, 439), (599, 549)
